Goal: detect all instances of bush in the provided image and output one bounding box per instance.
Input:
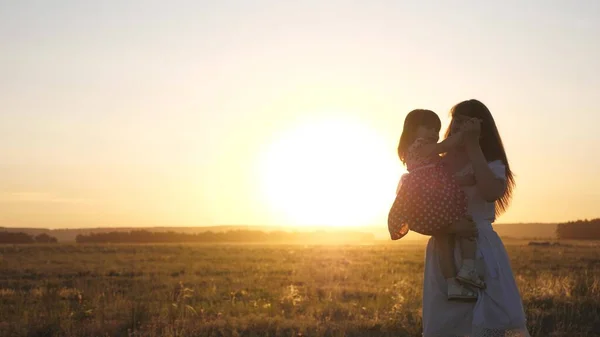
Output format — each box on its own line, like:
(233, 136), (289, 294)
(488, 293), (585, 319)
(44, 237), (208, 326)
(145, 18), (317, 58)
(0, 231), (58, 244)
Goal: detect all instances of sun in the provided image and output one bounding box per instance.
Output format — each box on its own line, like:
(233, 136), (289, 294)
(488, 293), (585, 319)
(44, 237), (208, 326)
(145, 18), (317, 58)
(257, 117), (399, 228)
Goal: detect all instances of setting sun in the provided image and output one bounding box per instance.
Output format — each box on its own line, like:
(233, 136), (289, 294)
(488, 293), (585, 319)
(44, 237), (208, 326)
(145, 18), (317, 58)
(257, 117), (399, 228)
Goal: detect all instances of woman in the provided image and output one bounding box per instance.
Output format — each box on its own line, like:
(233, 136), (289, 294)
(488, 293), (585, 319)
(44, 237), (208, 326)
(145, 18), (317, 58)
(422, 100), (530, 336)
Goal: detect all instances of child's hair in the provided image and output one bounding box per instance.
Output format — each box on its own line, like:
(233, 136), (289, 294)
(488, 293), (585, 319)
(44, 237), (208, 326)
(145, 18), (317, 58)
(397, 109), (441, 164)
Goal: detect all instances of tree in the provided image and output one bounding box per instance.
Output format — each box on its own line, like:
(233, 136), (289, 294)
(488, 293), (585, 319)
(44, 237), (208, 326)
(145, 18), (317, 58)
(0, 232), (35, 244)
(34, 233), (58, 243)
(556, 218), (600, 240)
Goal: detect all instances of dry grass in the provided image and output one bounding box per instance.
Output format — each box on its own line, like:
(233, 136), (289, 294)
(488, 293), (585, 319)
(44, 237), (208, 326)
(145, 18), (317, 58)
(0, 242), (599, 336)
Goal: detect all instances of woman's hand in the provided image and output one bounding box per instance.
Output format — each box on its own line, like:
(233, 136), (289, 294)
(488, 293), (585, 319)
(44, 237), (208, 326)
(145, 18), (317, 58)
(444, 216), (478, 238)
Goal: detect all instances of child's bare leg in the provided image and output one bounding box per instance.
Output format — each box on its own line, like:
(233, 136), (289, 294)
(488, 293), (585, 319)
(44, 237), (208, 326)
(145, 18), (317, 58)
(436, 233), (477, 300)
(434, 234), (456, 279)
(459, 236), (476, 260)
(458, 217), (477, 265)
(457, 235), (486, 289)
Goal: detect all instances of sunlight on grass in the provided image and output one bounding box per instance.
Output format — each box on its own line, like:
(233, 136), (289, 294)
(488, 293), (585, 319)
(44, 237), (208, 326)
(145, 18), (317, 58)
(0, 243), (599, 336)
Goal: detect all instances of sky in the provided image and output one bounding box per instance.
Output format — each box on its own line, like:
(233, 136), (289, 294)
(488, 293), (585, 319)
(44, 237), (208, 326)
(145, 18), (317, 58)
(1, 0), (599, 229)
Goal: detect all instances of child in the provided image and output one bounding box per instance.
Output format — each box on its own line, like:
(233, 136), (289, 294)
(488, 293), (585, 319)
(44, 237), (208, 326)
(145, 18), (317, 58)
(388, 109), (485, 301)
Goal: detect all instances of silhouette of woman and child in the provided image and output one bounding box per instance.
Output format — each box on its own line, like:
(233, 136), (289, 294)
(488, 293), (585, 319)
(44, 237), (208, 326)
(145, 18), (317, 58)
(388, 99), (530, 336)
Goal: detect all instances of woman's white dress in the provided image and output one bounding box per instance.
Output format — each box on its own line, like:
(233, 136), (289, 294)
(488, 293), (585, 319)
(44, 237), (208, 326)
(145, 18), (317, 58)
(402, 160), (530, 337)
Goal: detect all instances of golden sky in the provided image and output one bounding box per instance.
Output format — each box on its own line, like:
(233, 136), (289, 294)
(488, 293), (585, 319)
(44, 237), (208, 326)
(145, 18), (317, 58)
(1, 1), (599, 229)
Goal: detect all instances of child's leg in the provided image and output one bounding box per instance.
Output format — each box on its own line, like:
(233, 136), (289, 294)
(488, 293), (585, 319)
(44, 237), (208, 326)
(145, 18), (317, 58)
(434, 234), (456, 279)
(457, 237), (486, 289)
(459, 236), (476, 267)
(436, 234), (478, 301)
(457, 217), (477, 269)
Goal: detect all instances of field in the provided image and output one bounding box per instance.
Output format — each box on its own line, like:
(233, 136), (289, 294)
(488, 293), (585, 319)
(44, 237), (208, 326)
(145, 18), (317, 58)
(1, 242), (599, 337)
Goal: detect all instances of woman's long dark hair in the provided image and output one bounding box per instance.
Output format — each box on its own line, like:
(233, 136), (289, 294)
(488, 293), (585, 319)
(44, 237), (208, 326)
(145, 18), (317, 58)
(444, 99), (515, 216)
(397, 109), (441, 165)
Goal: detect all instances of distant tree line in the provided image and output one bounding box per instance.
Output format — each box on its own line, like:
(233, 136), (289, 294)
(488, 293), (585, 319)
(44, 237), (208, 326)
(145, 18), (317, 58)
(556, 218), (600, 240)
(0, 232), (58, 244)
(75, 229), (374, 244)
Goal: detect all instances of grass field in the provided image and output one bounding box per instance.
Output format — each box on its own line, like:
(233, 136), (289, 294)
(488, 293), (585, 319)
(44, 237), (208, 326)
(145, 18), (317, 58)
(1, 241), (599, 337)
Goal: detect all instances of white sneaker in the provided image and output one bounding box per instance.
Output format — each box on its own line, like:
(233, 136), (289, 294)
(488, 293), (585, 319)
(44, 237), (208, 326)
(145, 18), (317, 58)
(447, 280), (478, 301)
(456, 264), (486, 289)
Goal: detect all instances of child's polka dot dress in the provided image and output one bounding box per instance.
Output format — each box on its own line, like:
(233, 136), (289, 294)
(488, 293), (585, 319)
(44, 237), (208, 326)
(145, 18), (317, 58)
(388, 137), (467, 240)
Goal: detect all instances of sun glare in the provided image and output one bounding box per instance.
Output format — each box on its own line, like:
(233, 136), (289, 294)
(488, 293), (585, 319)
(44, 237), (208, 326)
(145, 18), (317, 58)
(258, 117), (399, 228)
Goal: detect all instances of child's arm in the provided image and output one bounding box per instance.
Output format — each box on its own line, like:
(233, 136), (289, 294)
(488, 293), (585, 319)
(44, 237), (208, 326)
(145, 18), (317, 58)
(418, 132), (464, 157)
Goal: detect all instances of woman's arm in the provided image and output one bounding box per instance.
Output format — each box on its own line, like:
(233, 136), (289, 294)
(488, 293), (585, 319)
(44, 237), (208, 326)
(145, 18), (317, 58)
(463, 121), (506, 202)
(455, 174), (476, 186)
(432, 216), (478, 237)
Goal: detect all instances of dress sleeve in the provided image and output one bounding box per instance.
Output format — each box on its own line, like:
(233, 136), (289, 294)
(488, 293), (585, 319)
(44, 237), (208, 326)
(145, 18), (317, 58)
(406, 137), (434, 163)
(396, 173), (409, 195)
(408, 137), (432, 152)
(488, 160), (507, 181)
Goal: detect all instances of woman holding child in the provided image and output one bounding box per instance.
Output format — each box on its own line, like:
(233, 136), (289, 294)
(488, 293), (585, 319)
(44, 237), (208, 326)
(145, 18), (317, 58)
(390, 99), (530, 336)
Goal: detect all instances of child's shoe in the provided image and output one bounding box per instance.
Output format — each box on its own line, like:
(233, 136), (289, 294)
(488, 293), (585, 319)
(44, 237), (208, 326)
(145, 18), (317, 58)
(447, 278), (478, 302)
(456, 264), (486, 289)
